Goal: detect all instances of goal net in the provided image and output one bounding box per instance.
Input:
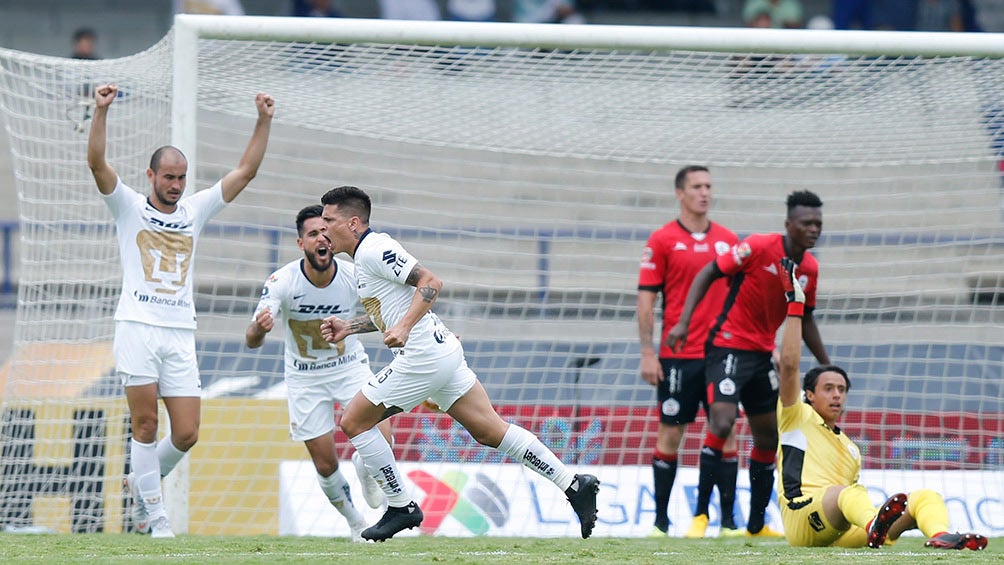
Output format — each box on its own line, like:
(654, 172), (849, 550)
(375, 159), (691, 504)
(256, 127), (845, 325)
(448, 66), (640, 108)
(0, 16), (1001, 537)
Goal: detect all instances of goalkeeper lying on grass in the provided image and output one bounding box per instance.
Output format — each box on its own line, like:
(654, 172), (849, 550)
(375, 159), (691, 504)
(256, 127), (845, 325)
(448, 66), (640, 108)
(774, 257), (987, 551)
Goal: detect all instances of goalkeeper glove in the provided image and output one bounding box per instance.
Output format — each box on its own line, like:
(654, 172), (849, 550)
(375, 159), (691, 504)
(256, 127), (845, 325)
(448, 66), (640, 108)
(778, 257), (805, 317)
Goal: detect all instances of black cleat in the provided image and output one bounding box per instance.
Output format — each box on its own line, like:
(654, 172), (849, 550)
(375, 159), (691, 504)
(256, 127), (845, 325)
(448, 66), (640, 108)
(925, 531), (988, 551)
(866, 493), (907, 548)
(566, 474), (600, 539)
(361, 501), (423, 542)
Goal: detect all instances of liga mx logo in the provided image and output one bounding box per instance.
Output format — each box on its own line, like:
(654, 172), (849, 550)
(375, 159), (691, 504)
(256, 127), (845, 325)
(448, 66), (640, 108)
(408, 470), (510, 535)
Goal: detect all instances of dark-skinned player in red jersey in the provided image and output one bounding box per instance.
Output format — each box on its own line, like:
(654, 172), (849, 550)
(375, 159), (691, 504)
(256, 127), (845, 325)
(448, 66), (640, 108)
(666, 190), (831, 538)
(637, 166), (742, 538)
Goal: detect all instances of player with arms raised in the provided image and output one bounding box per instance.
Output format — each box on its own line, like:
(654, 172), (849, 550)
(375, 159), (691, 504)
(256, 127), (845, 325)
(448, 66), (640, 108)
(246, 205), (392, 541)
(775, 258), (988, 551)
(637, 165), (742, 537)
(318, 185), (600, 542)
(87, 83), (274, 538)
(667, 190), (830, 537)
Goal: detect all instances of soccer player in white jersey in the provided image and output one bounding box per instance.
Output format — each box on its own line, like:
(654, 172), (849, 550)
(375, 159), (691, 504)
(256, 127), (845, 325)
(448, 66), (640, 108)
(87, 83), (274, 538)
(245, 204), (392, 541)
(318, 185), (601, 542)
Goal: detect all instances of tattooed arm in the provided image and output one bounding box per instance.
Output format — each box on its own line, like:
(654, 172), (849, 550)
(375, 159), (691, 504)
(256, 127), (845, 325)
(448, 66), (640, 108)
(320, 314), (379, 344)
(382, 263), (442, 348)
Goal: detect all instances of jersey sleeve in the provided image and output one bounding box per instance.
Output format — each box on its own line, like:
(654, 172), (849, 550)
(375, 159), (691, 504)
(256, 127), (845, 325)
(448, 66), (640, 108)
(363, 235), (418, 285)
(797, 256), (819, 309)
(716, 236), (761, 277)
(100, 177), (139, 220)
(778, 400), (813, 432)
(185, 181), (227, 231)
(252, 269), (285, 324)
(637, 233), (665, 290)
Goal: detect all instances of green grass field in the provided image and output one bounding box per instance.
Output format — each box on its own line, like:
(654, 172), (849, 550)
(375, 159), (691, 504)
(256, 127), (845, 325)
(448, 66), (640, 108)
(0, 534), (1000, 564)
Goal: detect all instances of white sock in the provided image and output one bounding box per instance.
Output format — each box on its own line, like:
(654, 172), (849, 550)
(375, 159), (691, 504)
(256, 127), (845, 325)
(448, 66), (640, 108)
(318, 469), (365, 526)
(156, 435), (187, 477)
(130, 438), (164, 517)
(497, 424), (574, 491)
(350, 427), (412, 508)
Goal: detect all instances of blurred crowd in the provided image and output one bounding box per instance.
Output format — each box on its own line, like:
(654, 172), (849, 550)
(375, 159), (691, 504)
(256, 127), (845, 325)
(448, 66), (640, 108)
(171, 0), (1004, 31)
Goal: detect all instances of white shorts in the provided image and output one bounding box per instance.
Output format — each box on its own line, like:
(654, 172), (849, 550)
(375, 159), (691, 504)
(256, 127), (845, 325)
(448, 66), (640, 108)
(114, 320), (201, 397)
(362, 345), (477, 413)
(287, 367), (374, 442)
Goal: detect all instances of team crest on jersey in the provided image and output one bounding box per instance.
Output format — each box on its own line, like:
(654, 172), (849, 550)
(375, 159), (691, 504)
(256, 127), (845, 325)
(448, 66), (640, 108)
(731, 242), (751, 265)
(268, 274), (279, 283)
(714, 241), (731, 255)
(661, 398), (680, 417)
(640, 248), (656, 270)
(719, 378), (736, 396)
(847, 443), (859, 460)
(798, 274), (809, 288)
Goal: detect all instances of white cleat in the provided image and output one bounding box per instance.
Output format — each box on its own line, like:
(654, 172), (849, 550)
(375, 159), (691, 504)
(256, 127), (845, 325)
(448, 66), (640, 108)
(149, 515), (175, 539)
(352, 451), (386, 509)
(349, 519), (367, 543)
(123, 473), (150, 534)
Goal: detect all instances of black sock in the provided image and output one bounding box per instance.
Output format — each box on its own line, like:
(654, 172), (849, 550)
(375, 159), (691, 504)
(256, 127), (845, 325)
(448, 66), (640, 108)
(652, 457), (677, 532)
(718, 453), (739, 529)
(747, 459), (775, 533)
(695, 446), (721, 518)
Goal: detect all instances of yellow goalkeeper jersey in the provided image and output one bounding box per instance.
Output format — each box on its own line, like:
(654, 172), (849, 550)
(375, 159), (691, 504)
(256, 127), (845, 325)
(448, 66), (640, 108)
(777, 401), (863, 509)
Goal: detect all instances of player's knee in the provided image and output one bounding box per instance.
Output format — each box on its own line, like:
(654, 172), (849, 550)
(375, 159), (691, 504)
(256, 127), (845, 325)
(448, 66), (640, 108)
(314, 459), (338, 478)
(131, 416), (159, 443)
(708, 414), (735, 438)
(340, 417), (364, 439)
(172, 429), (198, 451)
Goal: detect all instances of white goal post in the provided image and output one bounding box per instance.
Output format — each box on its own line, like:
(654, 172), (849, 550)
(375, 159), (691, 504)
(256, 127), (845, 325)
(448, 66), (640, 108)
(0, 16), (1002, 538)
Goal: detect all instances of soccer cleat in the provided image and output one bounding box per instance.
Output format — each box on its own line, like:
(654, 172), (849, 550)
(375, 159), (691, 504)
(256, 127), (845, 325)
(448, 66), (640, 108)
(684, 514), (708, 539)
(719, 526), (746, 538)
(565, 474), (600, 539)
(647, 525), (669, 538)
(361, 502), (423, 542)
(924, 531), (988, 551)
(746, 525), (784, 538)
(149, 514), (175, 539)
(123, 472), (150, 534)
(349, 519), (367, 543)
(352, 451), (385, 509)
(866, 492), (908, 548)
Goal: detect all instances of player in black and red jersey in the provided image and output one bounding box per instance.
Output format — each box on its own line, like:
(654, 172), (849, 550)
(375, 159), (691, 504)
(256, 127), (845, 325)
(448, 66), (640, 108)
(637, 166), (742, 538)
(667, 190), (830, 538)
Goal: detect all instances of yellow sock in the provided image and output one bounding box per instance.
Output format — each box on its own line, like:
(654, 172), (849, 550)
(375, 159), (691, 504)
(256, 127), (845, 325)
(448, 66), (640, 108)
(837, 484), (876, 529)
(908, 489), (950, 537)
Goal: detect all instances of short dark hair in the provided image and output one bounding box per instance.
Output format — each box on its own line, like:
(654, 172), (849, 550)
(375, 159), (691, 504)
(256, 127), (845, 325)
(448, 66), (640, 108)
(803, 364), (851, 402)
(320, 185), (371, 224)
(73, 28), (96, 42)
(295, 205), (323, 237)
(786, 190), (823, 217)
(675, 165), (709, 190)
(149, 146), (186, 172)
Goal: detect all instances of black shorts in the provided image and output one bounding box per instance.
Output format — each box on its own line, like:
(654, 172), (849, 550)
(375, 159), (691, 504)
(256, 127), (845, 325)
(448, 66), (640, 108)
(656, 358), (709, 425)
(705, 346), (778, 416)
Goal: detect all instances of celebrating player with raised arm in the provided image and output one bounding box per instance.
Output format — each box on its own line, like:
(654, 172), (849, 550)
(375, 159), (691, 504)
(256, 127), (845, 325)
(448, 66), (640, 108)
(775, 258), (987, 551)
(87, 83), (274, 538)
(666, 190), (830, 538)
(637, 166), (742, 538)
(318, 185), (600, 542)
(246, 205), (392, 541)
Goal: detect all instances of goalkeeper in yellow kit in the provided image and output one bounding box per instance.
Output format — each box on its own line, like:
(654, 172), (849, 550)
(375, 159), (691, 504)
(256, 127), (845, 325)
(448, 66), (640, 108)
(774, 258), (987, 551)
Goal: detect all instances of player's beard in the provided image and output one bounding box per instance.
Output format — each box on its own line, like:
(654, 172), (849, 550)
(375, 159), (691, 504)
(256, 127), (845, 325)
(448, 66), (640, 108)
(304, 247), (331, 272)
